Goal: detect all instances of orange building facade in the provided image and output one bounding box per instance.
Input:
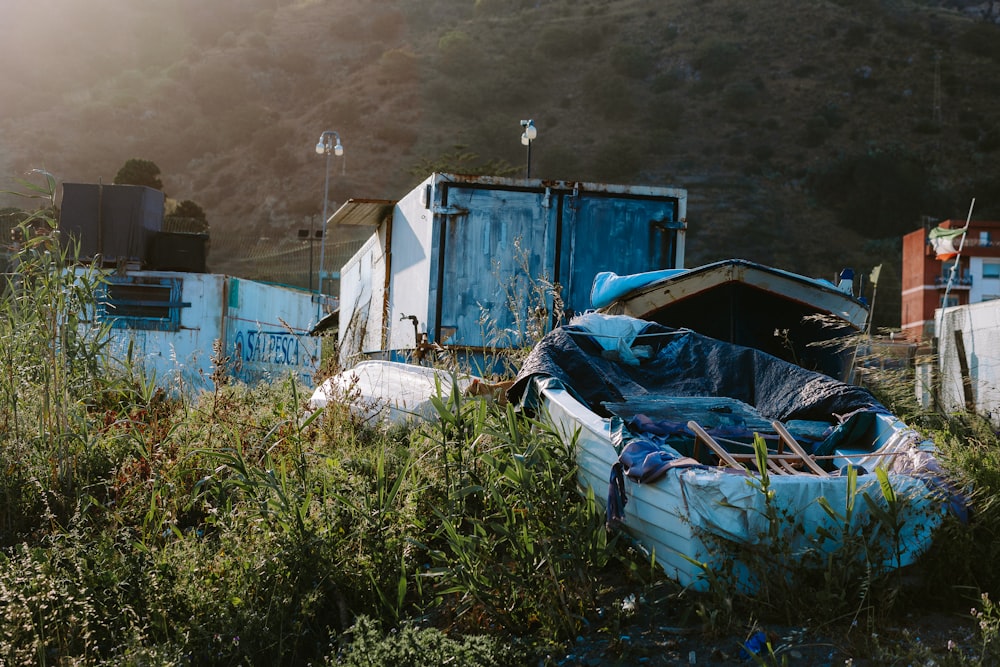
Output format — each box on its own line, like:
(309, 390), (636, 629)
(901, 219), (1000, 341)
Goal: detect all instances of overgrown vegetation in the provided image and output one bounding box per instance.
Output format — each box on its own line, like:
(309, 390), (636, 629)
(4, 189), (1000, 663)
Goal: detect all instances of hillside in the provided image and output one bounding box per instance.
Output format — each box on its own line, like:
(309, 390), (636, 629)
(2, 0), (999, 328)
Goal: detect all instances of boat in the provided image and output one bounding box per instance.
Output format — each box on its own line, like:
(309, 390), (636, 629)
(591, 259), (870, 381)
(308, 359), (510, 425)
(506, 312), (951, 592)
(309, 360), (477, 425)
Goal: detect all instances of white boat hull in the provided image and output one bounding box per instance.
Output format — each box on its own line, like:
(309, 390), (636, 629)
(534, 379), (944, 592)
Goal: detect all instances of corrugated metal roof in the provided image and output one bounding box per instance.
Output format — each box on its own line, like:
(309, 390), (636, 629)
(329, 198), (396, 227)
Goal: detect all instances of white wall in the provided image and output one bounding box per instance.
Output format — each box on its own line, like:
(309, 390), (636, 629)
(386, 174), (435, 351)
(338, 229), (389, 366)
(969, 256), (1000, 304)
(934, 300), (1000, 426)
(103, 272), (319, 395)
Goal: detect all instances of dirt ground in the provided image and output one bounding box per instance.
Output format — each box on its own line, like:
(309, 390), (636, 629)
(549, 584), (980, 666)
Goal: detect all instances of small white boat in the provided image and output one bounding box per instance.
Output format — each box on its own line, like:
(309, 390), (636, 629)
(508, 313), (951, 592)
(309, 360), (476, 425)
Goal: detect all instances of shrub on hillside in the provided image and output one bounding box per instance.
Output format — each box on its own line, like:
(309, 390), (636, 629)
(114, 158), (163, 190)
(799, 114), (834, 148)
(590, 139), (641, 183)
(959, 23), (1000, 63)
(694, 40), (741, 79)
(611, 42), (657, 80)
(808, 150), (947, 238)
(842, 22), (872, 48)
(474, 0), (533, 16)
(721, 80), (759, 111)
(370, 10), (405, 42)
(651, 68), (685, 93)
(582, 71), (635, 122)
(378, 48), (419, 83)
(534, 24), (601, 59)
(436, 30), (480, 73)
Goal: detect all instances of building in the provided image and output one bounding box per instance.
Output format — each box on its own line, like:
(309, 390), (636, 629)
(901, 219), (1000, 341)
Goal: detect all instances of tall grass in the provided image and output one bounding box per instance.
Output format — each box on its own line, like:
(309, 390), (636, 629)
(4, 187), (1000, 663)
(0, 198), (637, 663)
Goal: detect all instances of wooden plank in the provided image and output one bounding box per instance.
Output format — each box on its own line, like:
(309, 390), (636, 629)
(687, 420), (744, 469)
(768, 458), (792, 474)
(777, 459), (805, 475)
(954, 329), (977, 412)
(771, 420), (830, 476)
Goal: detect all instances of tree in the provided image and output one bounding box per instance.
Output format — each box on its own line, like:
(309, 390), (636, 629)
(165, 199), (209, 233)
(113, 159), (163, 191)
(173, 200), (206, 221)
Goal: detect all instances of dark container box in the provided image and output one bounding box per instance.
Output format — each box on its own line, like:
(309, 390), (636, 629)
(147, 232), (209, 273)
(60, 183), (164, 264)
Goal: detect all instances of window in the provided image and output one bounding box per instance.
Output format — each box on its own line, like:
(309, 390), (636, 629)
(940, 294), (959, 308)
(983, 263), (1000, 279)
(98, 277), (185, 331)
(981, 231), (992, 247)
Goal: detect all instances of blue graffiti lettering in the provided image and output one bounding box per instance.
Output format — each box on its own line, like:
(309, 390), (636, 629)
(235, 330), (301, 367)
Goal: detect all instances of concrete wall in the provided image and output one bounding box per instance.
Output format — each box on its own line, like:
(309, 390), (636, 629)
(929, 300), (1000, 426)
(103, 271), (319, 394)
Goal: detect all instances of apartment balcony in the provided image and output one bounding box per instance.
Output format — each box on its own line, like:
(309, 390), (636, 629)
(934, 275), (973, 289)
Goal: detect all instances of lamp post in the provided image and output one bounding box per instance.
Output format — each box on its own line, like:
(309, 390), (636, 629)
(296, 218), (322, 292)
(520, 119), (537, 178)
(314, 130), (343, 312)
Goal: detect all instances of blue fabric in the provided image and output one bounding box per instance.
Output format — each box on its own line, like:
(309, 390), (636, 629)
(606, 434), (701, 528)
(739, 630), (769, 660)
(590, 269), (686, 309)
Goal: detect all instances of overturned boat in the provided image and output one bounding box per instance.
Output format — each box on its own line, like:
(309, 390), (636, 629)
(309, 360), (477, 425)
(592, 259), (869, 381)
(507, 313), (950, 592)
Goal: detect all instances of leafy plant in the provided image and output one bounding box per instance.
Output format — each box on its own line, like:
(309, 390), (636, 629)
(331, 615), (518, 666)
(421, 403), (623, 639)
(407, 144), (519, 178)
(113, 158), (164, 190)
(476, 235), (564, 375)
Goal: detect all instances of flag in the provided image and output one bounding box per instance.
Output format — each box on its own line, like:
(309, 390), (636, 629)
(869, 264), (882, 285)
(928, 225), (967, 260)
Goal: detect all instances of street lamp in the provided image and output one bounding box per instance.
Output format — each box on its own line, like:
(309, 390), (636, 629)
(520, 119), (537, 178)
(314, 130), (343, 309)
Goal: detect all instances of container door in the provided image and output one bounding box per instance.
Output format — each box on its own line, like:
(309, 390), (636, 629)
(557, 192), (682, 318)
(436, 187), (556, 350)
